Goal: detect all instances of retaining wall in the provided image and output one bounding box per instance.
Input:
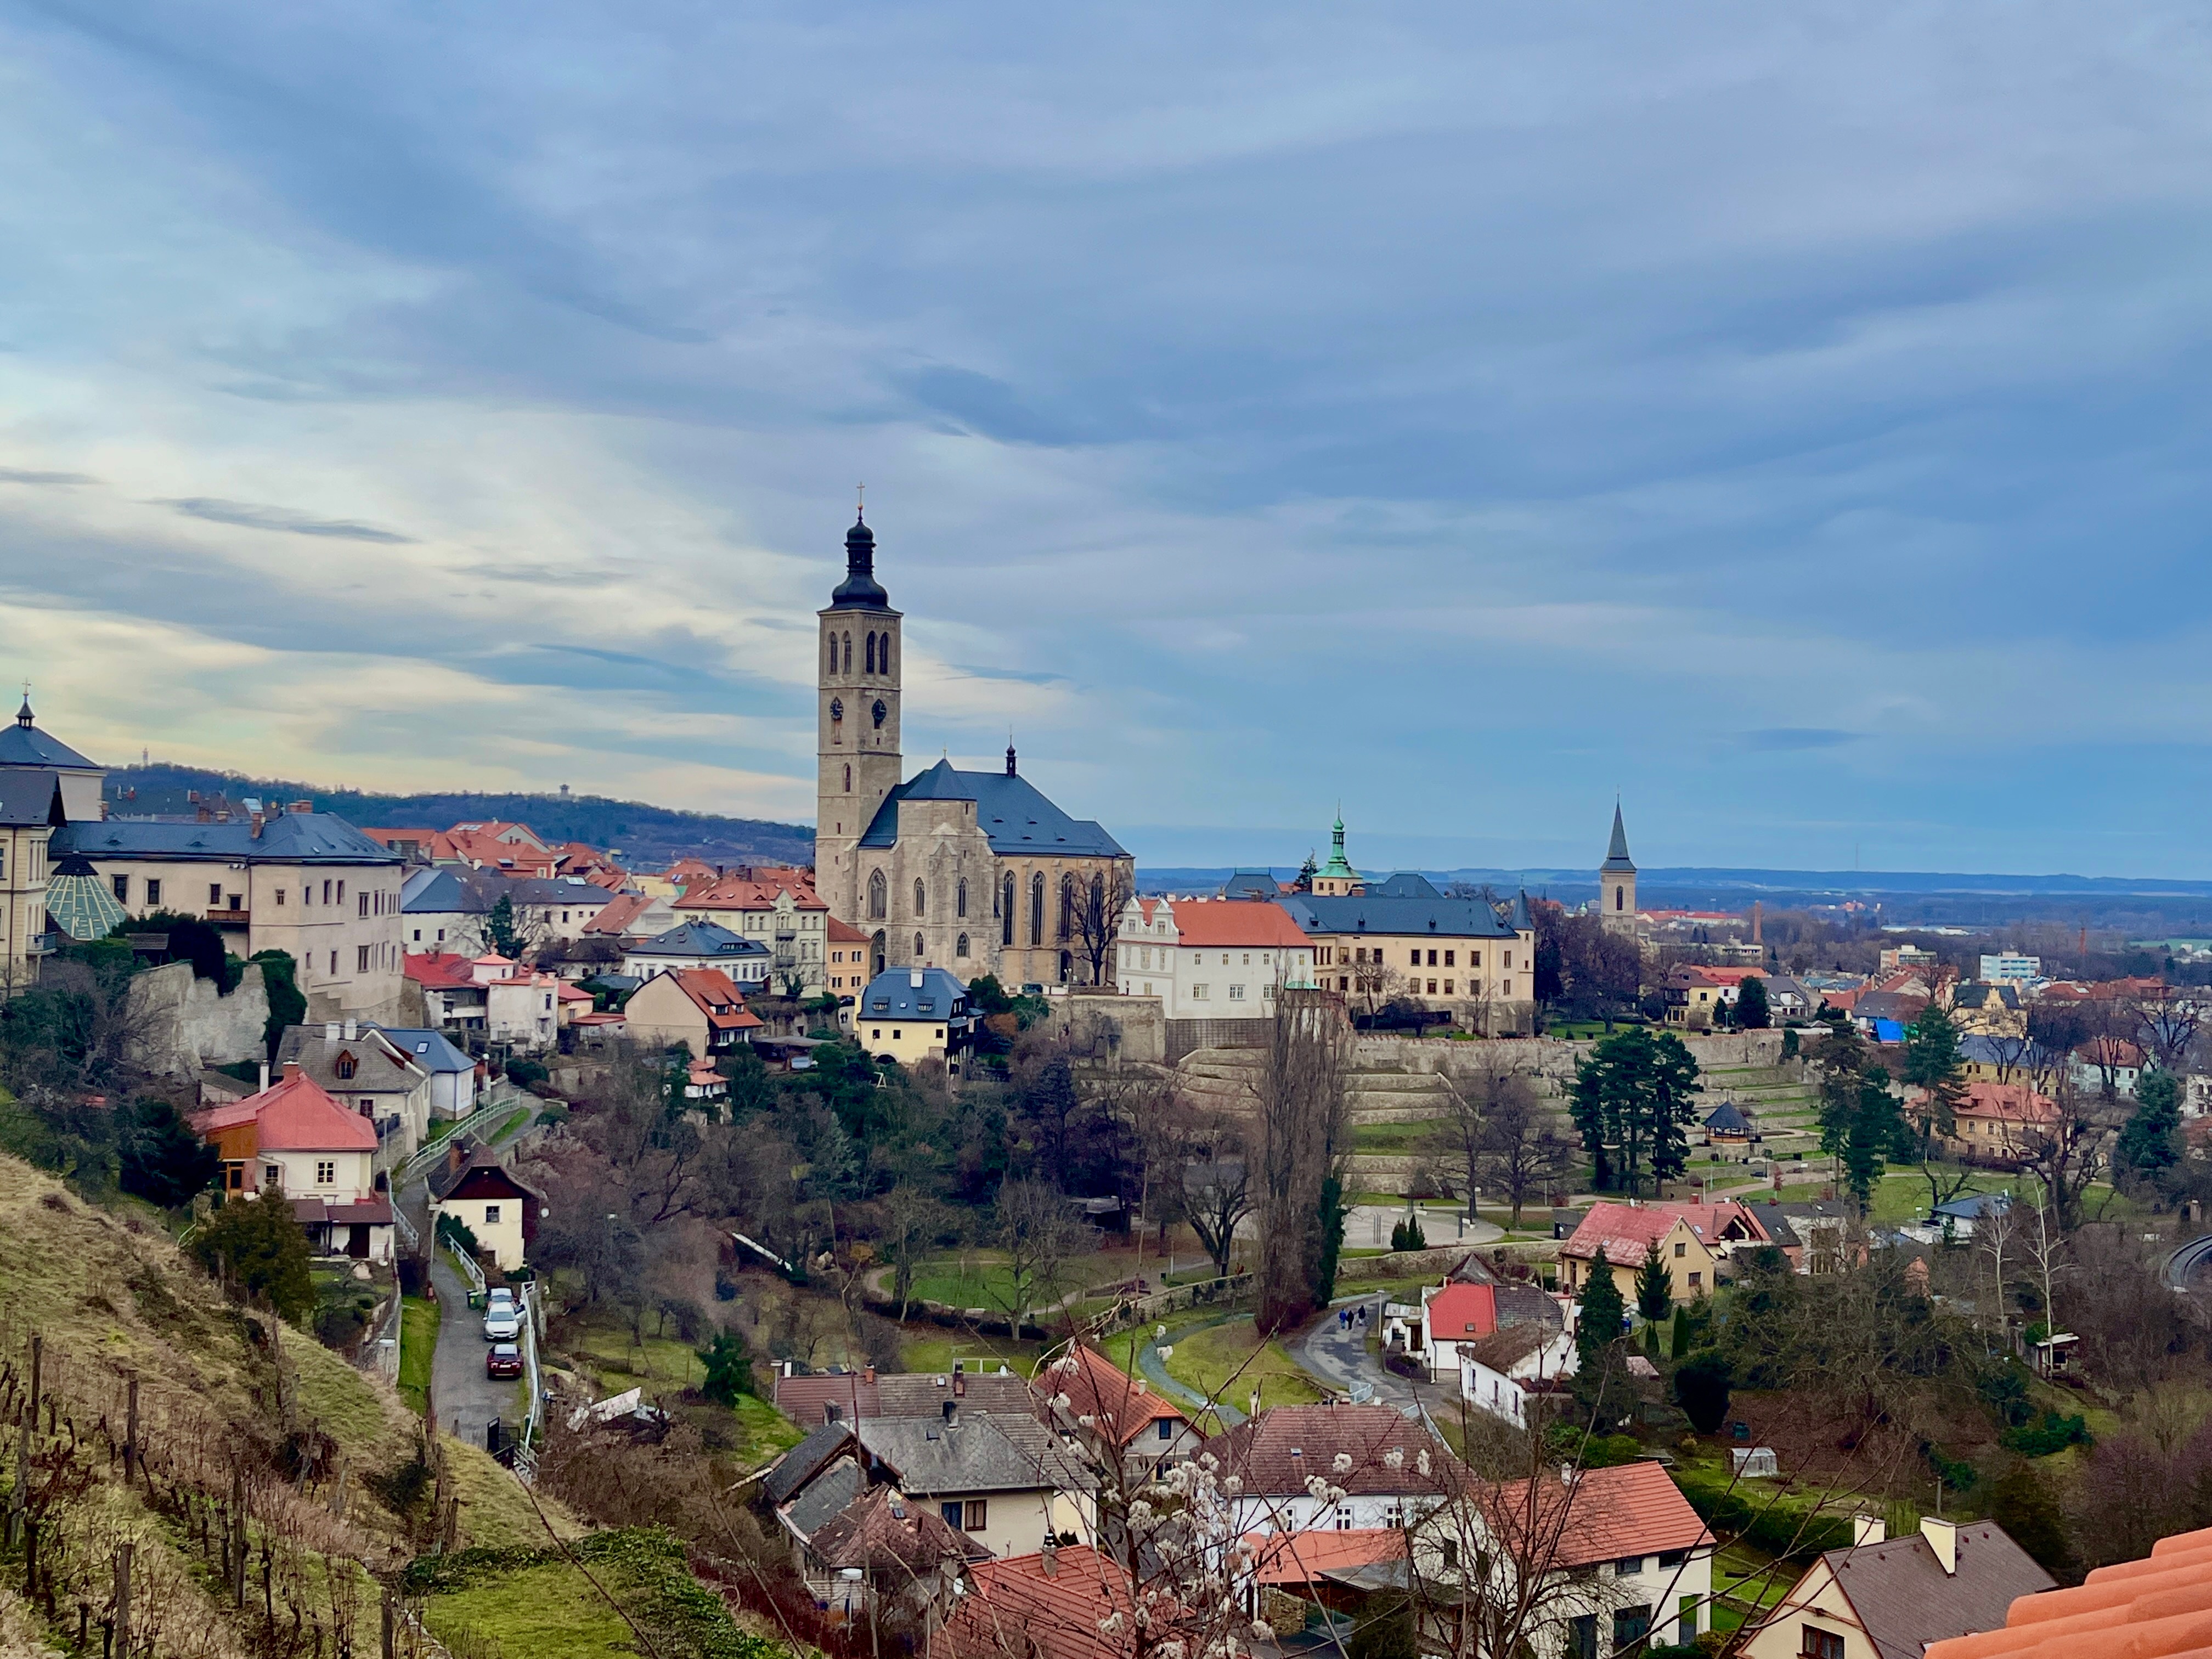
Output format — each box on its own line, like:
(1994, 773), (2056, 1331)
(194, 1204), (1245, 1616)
(124, 960), (270, 1075)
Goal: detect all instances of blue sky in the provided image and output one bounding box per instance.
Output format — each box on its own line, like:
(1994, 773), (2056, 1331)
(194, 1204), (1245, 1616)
(4, 3), (2210, 876)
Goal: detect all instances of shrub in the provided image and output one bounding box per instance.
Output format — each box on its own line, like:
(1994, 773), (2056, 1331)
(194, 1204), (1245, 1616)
(505, 1058), (549, 1088)
(251, 949), (306, 1060)
(1673, 1350), (1733, 1434)
(1390, 1216), (1427, 1251)
(2002, 1411), (2091, 1458)
(698, 1329), (755, 1404)
(191, 1194), (315, 1324)
(116, 1096), (218, 1208)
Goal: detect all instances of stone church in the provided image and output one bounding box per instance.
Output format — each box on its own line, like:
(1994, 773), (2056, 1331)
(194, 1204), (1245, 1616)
(813, 512), (1133, 988)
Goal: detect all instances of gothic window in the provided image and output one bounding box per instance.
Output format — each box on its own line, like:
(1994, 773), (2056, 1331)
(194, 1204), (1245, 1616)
(881, 633), (893, 676)
(914, 932), (925, 960)
(826, 634), (837, 675)
(867, 870), (887, 920)
(1059, 874), (1076, 941)
(914, 878), (926, 917)
(957, 878), (968, 918)
(956, 933), (969, 960)
(1029, 872), (1045, 946)
(843, 633), (853, 674)
(866, 631), (877, 675)
(843, 764), (851, 792)
(1615, 885), (1624, 911)
(1001, 873), (1015, 945)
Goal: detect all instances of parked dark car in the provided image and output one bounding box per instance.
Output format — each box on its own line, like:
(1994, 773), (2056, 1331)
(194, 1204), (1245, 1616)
(486, 1342), (523, 1380)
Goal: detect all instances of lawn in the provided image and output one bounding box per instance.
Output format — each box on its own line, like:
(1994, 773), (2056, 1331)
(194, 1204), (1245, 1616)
(557, 1308), (803, 1469)
(1160, 1317), (1329, 1415)
(427, 1559), (633, 1657)
(492, 1107), (532, 1143)
(398, 1294), (440, 1417)
(1349, 1121), (1435, 1153)
(900, 1330), (1046, 1378)
(906, 1249), (1137, 1313)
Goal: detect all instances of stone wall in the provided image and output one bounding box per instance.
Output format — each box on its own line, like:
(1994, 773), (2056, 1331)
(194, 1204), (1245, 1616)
(125, 960), (270, 1076)
(1052, 990), (1166, 1067)
(1344, 1026), (1784, 1082)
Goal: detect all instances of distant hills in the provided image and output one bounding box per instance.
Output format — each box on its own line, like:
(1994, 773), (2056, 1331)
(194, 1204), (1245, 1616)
(104, 764), (813, 870)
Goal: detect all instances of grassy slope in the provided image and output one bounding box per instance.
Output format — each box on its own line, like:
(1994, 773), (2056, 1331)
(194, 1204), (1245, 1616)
(399, 1294), (439, 1415)
(559, 1308), (804, 1471)
(1161, 1318), (1329, 1414)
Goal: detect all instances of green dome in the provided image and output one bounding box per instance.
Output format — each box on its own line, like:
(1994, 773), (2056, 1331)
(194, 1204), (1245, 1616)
(44, 853), (125, 942)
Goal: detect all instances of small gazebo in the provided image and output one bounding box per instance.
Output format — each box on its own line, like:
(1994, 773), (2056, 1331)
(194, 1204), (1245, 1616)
(1703, 1098), (1753, 1144)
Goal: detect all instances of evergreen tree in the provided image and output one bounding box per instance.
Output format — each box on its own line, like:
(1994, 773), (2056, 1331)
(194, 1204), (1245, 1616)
(1634, 1237), (1673, 1322)
(1391, 1214), (1428, 1252)
(1672, 1349), (1733, 1433)
(1901, 1005), (1967, 1155)
(2119, 1067), (2183, 1176)
(1735, 977), (1770, 1029)
(1570, 1028), (1703, 1196)
(1839, 1066), (1903, 1214)
(1670, 1301), (1691, 1359)
(1313, 1176), (1347, 1306)
(190, 1195), (315, 1323)
(1986, 1463), (2073, 1578)
(1781, 1026), (1799, 1060)
(697, 1329), (756, 1403)
(486, 894), (524, 959)
(116, 1097), (218, 1208)
(1575, 1247), (1626, 1379)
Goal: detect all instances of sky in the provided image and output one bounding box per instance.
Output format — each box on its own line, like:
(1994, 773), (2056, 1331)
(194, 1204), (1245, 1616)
(4, 4), (2211, 877)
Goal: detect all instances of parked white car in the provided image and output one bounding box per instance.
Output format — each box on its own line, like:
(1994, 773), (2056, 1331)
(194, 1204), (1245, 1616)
(482, 1289), (522, 1342)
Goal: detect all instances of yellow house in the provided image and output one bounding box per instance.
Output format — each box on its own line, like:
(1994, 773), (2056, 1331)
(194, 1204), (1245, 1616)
(1557, 1201), (1780, 1304)
(857, 965), (974, 1070)
(428, 1152), (541, 1274)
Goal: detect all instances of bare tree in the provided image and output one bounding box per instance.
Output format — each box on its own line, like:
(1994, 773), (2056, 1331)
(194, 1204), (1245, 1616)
(1424, 1050), (1572, 1226)
(989, 1179), (1089, 1329)
(1351, 953), (1405, 1017)
(2135, 984), (2202, 1074)
(1183, 1151), (1254, 1280)
(2018, 1070), (2107, 1232)
(1065, 865), (1136, 989)
(882, 1182), (953, 1322)
(1254, 988), (1352, 1331)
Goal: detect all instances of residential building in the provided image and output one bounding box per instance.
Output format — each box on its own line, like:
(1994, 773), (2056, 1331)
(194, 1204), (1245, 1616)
(1035, 1345), (1202, 1479)
(1458, 1324), (1577, 1428)
(856, 967), (975, 1072)
(1937, 1082), (2061, 1170)
(427, 1152), (541, 1273)
(772, 1362), (1036, 1430)
(1923, 1520), (2212, 1659)
(1114, 896), (1315, 1017)
(1280, 877), (1538, 1032)
(791, 1485), (980, 1640)
(2072, 1037), (2143, 1101)
(931, 1544), (1136, 1659)
(1949, 982), (2027, 1039)
(189, 1064), (393, 1262)
(1600, 803), (1638, 937)
(364, 1025), (479, 1118)
(673, 866), (830, 992)
(399, 866), (488, 955)
(1558, 1201), (1778, 1303)
(622, 921), (772, 990)
(403, 952), (489, 1031)
(60, 805), (407, 1020)
(1879, 945), (1940, 975)
(579, 890), (676, 949)
(486, 969), (588, 1050)
(1979, 952), (2041, 984)
(1742, 1515), (2054, 1659)
(1207, 1404), (1463, 1536)
(825, 916), (872, 1019)
(1957, 1035), (2064, 1090)
(1757, 975), (1817, 1022)
(274, 1021), (433, 1165)
(1663, 964), (1773, 1029)
(400, 867), (615, 957)
(812, 510), (1134, 989)
(853, 1409), (1096, 1561)
(622, 967), (763, 1054)
(1476, 1462), (1714, 1657)
(0, 696), (108, 992)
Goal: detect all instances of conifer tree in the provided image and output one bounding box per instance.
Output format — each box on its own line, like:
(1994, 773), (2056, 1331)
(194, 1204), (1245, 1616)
(1634, 1236), (1673, 1323)
(1575, 1246), (1626, 1379)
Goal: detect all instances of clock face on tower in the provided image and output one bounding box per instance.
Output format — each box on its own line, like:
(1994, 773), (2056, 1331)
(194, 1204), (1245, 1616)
(872, 699), (887, 728)
(830, 697), (843, 721)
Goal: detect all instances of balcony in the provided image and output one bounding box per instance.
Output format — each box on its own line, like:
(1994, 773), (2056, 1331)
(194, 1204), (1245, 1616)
(206, 907), (251, 928)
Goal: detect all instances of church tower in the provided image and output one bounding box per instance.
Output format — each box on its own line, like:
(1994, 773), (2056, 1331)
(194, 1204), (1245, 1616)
(1600, 801), (1637, 936)
(816, 512), (903, 926)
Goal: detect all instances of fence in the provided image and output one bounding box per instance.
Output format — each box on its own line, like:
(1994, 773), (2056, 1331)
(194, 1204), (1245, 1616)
(441, 1232), (487, 1297)
(515, 1285), (544, 1483)
(395, 1092), (527, 1192)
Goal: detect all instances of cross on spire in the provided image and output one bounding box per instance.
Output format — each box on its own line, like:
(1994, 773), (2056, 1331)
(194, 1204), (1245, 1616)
(855, 481), (865, 520)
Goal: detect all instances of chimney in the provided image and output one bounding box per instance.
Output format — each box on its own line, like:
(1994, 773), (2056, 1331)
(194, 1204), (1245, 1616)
(1040, 1538), (1059, 1578)
(324, 1022), (341, 1042)
(1752, 900), (1763, 945)
(910, 966), (924, 989)
(863, 1364), (876, 1385)
(1921, 1517), (1957, 1574)
(953, 1368), (966, 1398)
(1853, 1515), (1886, 1547)
(447, 1139), (468, 1176)
(258, 1061), (270, 1092)
(942, 1400), (960, 1429)
(291, 800), (312, 815)
(343, 1018), (357, 1041)
(281, 1061), (302, 1082)
(250, 811), (264, 839)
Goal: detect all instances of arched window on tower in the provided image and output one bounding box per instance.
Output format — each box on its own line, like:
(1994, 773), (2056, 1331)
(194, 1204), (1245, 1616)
(956, 933), (969, 960)
(866, 632), (877, 675)
(867, 870), (887, 920)
(1615, 885), (1623, 911)
(826, 634), (837, 675)
(881, 633), (893, 676)
(957, 878), (968, 918)
(843, 764), (851, 792)
(913, 879), (926, 917)
(1001, 873), (1015, 946)
(1029, 872), (1045, 947)
(913, 932), (925, 960)
(843, 633), (853, 674)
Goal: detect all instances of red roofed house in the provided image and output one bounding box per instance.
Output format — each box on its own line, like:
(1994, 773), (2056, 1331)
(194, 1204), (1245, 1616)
(1242, 1528), (1408, 1611)
(190, 1064), (393, 1261)
(1477, 1462), (1717, 1656)
(1938, 1082), (2061, 1171)
(580, 890), (677, 948)
(1559, 1201), (1776, 1305)
(930, 1544), (1147, 1659)
(623, 968), (764, 1054)
(1114, 897), (1316, 1018)
(402, 951), (488, 1031)
(1035, 1344), (1201, 1478)
(1922, 1520), (2212, 1659)
(675, 865), (831, 994)
(1208, 1403), (1464, 1535)
(1664, 964), (1770, 1029)
(826, 916), (874, 1015)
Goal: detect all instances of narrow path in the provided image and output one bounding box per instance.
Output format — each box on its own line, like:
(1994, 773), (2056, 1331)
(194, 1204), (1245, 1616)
(428, 1254), (519, 1455)
(1286, 1291), (1439, 1419)
(1135, 1312), (1247, 1427)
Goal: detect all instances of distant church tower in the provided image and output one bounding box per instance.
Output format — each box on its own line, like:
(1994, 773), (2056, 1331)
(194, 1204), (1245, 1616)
(816, 511), (903, 927)
(1600, 802), (1637, 935)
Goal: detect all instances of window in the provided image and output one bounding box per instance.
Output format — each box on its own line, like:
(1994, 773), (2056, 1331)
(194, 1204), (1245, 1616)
(484, 1205), (501, 1225)
(1801, 1630), (1843, 1659)
(1444, 980), (1454, 995)
(940, 1501), (961, 1529)
(335, 1052), (358, 1080)
(1616, 885), (1624, 912)
(1157, 1419), (1173, 1441)
(914, 878), (926, 917)
(842, 763), (851, 791)
(111, 874), (129, 901)
(1611, 1607), (1650, 1654)
(329, 951), (337, 975)
(359, 893), (370, 917)
(1192, 984), (1209, 1000)
(882, 634), (893, 676)
(1029, 872), (1045, 946)
(1444, 950), (1454, 966)
(210, 882), (223, 905)
(867, 870), (887, 919)
(1676, 1595), (1698, 1646)
(1673, 1242), (1686, 1257)
(322, 880), (332, 904)
(145, 878), (160, 906)
(956, 934), (969, 959)
(1228, 985), (1245, 1000)
(1409, 949), (1421, 967)
(315, 1160), (335, 1185)
(1427, 980), (1437, 994)
(1615, 1556), (1645, 1576)
(957, 878), (968, 918)
(276, 889), (286, 906)
(1058, 873), (1075, 942)
(866, 631), (877, 674)
(843, 632), (853, 673)
(1567, 1616), (1597, 1659)
(1688, 1271), (1702, 1289)
(264, 1164), (281, 1189)
(913, 932), (924, 958)
(337, 881), (345, 902)
(357, 945), (372, 973)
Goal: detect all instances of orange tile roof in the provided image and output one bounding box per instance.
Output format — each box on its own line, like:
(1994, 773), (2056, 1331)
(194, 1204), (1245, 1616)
(1487, 1462), (1711, 1569)
(1955, 1082), (2060, 1126)
(1143, 898), (1310, 949)
(191, 1069), (377, 1152)
(1206, 1404), (1462, 1497)
(1426, 1282), (1498, 1338)
(672, 968), (764, 1030)
(1244, 1529), (1407, 1584)
(403, 952), (478, 989)
(827, 916), (871, 944)
(1560, 1201), (1773, 1263)
(936, 1546), (1146, 1659)
(1039, 1345), (1184, 1446)
(583, 893), (653, 935)
(680, 866), (824, 911)
(1925, 1524), (2212, 1659)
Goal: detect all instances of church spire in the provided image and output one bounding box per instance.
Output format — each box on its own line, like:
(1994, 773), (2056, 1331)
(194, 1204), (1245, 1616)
(1602, 799), (1635, 873)
(831, 507), (889, 607)
(16, 682), (32, 728)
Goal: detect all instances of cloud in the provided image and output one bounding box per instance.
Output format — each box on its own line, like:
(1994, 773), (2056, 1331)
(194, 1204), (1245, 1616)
(159, 498), (416, 544)
(0, 469), (97, 486)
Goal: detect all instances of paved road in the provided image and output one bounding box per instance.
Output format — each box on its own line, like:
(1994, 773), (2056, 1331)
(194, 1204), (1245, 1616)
(2166, 1234), (2212, 1289)
(1133, 1313), (1248, 1427)
(1288, 1291), (1441, 1419)
(1341, 1206), (1502, 1252)
(429, 1254), (522, 1455)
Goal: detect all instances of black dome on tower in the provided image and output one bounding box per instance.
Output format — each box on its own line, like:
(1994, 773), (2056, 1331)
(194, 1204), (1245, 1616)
(832, 512), (889, 607)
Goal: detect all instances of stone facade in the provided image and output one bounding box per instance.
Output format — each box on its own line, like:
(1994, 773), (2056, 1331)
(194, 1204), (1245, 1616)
(123, 958), (272, 1076)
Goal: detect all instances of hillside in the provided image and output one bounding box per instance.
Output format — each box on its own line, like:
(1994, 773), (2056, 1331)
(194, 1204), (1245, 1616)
(104, 763), (814, 870)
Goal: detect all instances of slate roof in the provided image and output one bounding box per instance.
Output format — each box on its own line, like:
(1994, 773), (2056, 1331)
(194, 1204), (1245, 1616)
(772, 1367), (1035, 1428)
(855, 1412), (1093, 1498)
(1922, 1522), (2211, 1659)
(275, 1026), (427, 1096)
(1602, 804), (1636, 874)
(401, 867), (482, 915)
(0, 708), (96, 770)
(1705, 1099), (1753, 1134)
(1488, 1462), (1708, 1569)
(1784, 1523), (2055, 1659)
(783, 1457), (868, 1542)
(1367, 873), (1441, 899)
(365, 1025), (476, 1076)
(1959, 1035), (2060, 1069)
(1953, 982), (2023, 1013)
(1220, 871), (1286, 899)
(859, 968), (969, 1020)
(55, 812), (399, 866)
(1205, 1404), (1460, 1498)
(764, 1420), (857, 1505)
(630, 921), (771, 962)
(1493, 1285), (1565, 1331)
(857, 759), (1126, 859)
(0, 770), (66, 828)
(1278, 893), (1520, 941)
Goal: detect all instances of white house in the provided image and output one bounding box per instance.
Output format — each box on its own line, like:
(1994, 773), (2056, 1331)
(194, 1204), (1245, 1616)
(1458, 1325), (1578, 1429)
(366, 1025), (480, 1119)
(1115, 897), (1314, 1019)
(622, 921), (774, 991)
(1209, 1404), (1460, 1536)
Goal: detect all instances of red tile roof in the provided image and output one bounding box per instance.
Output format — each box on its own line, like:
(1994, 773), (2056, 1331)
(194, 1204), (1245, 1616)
(1425, 1282), (1498, 1339)
(1038, 1345), (1185, 1446)
(1560, 1201), (1773, 1263)
(1487, 1462), (1711, 1570)
(680, 866), (823, 911)
(672, 969), (764, 1030)
(1245, 1529), (1407, 1585)
(191, 1070), (377, 1152)
(1955, 1082), (2060, 1127)
(827, 916), (872, 944)
(1137, 898), (1310, 949)
(1206, 1404), (1461, 1497)
(403, 951), (480, 989)
(583, 893), (652, 935)
(1925, 1523), (2212, 1659)
(935, 1546), (1144, 1659)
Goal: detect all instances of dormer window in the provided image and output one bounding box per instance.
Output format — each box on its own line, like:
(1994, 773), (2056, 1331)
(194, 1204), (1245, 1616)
(335, 1052), (357, 1080)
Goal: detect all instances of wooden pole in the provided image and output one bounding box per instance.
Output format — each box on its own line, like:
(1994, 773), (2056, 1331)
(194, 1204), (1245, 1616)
(381, 1587), (397, 1659)
(27, 1335), (40, 1423)
(230, 1463), (247, 1605)
(123, 1379), (138, 1487)
(111, 1542), (131, 1657)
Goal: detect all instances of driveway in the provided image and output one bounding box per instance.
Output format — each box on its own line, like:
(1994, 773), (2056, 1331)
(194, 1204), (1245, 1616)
(429, 1254), (523, 1455)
